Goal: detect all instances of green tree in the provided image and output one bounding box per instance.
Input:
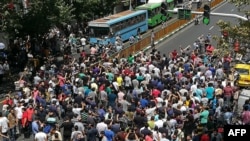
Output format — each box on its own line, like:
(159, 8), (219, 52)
(72, 0), (119, 23)
(0, 0), (74, 39)
(213, 0), (250, 58)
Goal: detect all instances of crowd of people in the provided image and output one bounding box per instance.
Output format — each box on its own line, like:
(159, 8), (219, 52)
(1, 30), (250, 141)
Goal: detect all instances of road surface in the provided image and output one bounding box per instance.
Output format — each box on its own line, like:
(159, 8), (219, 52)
(154, 1), (245, 55)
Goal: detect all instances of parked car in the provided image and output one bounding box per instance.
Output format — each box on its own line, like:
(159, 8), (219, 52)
(234, 63), (250, 87)
(173, 4), (184, 13)
(173, 3), (191, 14)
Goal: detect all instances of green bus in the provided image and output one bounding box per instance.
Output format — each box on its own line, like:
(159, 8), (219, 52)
(166, 0), (175, 20)
(135, 0), (175, 27)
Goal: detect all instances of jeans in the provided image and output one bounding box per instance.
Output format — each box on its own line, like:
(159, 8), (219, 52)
(9, 126), (16, 141)
(224, 95), (232, 107)
(2, 132), (9, 141)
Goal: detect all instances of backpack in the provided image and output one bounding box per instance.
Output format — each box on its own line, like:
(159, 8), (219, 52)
(43, 124), (52, 134)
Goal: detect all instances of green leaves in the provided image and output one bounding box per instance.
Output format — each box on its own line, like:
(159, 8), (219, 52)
(213, 0), (250, 57)
(0, 0), (119, 40)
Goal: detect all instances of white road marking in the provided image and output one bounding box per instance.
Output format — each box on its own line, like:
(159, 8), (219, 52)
(198, 34), (204, 39)
(209, 26), (214, 30)
(185, 45), (191, 50)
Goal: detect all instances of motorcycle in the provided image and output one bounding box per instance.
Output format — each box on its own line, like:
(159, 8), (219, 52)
(194, 18), (199, 25)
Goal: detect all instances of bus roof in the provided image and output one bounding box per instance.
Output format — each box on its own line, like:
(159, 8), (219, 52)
(136, 3), (161, 10)
(166, 0), (174, 3)
(88, 10), (147, 26)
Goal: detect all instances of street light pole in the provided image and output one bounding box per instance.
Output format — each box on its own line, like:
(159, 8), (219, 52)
(168, 10), (249, 21)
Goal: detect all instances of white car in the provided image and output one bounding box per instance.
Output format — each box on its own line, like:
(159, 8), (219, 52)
(173, 4), (185, 13)
(173, 4), (191, 14)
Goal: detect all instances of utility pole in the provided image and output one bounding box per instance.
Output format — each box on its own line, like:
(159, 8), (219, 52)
(168, 10), (249, 21)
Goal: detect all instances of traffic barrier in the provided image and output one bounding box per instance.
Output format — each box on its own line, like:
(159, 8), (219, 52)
(114, 0), (224, 59)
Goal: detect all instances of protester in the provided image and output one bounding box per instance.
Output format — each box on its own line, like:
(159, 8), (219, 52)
(0, 29), (247, 141)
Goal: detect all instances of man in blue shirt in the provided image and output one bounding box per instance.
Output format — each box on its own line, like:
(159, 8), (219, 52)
(32, 117), (40, 137)
(104, 126), (115, 141)
(140, 95), (148, 108)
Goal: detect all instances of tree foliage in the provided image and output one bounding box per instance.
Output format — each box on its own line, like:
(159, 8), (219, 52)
(213, 0), (250, 58)
(0, 0), (119, 40)
(0, 0), (75, 39)
(72, 0), (119, 22)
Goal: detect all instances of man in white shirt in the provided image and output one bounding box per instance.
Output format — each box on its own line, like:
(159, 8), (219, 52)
(0, 112), (9, 141)
(80, 37), (86, 48)
(15, 101), (24, 132)
(72, 103), (82, 116)
(96, 119), (108, 134)
(146, 106), (157, 120)
(35, 127), (47, 141)
(155, 118), (164, 128)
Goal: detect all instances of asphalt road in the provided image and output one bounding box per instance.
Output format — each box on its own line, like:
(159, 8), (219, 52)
(154, 1), (246, 55)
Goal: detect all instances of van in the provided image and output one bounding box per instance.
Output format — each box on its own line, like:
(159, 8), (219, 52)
(238, 89), (250, 112)
(234, 64), (250, 87)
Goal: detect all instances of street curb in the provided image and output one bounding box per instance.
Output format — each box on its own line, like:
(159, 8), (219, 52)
(137, 0), (226, 55)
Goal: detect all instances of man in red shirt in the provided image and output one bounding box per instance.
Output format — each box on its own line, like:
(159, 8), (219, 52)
(206, 44), (214, 55)
(200, 131), (210, 141)
(2, 95), (13, 106)
(21, 107), (31, 138)
(151, 87), (161, 98)
(223, 82), (234, 107)
(26, 104), (34, 122)
(171, 50), (178, 60)
(122, 67), (132, 76)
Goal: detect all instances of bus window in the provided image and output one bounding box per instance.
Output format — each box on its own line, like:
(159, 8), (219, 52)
(142, 14), (146, 20)
(151, 9), (155, 16)
(89, 28), (94, 36)
(148, 10), (153, 18)
(137, 16), (140, 22)
(89, 27), (110, 37)
(157, 7), (161, 13)
(127, 19), (130, 25)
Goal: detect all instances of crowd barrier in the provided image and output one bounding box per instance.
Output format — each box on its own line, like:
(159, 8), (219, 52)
(113, 0), (224, 59)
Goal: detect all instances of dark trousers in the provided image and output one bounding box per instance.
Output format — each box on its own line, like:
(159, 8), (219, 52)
(63, 136), (71, 141)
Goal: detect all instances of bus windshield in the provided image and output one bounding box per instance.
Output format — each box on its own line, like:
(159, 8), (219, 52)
(148, 10), (154, 18)
(89, 27), (110, 38)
